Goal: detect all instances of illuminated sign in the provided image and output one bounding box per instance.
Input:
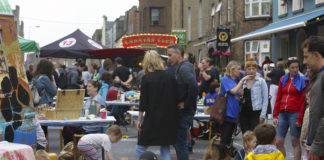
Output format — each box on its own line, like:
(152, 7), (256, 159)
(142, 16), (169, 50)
(122, 34), (177, 48)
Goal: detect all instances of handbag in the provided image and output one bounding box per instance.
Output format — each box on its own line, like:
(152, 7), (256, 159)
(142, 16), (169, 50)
(210, 83), (228, 125)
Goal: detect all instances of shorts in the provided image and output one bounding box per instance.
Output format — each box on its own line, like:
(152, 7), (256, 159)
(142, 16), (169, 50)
(276, 112), (301, 138)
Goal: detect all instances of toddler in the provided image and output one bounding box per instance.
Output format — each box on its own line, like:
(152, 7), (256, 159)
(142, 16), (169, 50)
(234, 131), (256, 160)
(245, 124), (284, 160)
(77, 125), (122, 160)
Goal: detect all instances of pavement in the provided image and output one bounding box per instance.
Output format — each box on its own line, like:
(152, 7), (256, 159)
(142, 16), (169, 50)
(47, 120), (298, 160)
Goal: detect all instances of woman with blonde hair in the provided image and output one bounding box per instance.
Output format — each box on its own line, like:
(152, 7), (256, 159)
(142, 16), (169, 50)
(220, 61), (253, 147)
(136, 50), (178, 160)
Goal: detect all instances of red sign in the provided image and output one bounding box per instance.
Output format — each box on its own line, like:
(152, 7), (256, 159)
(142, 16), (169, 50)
(122, 34), (177, 48)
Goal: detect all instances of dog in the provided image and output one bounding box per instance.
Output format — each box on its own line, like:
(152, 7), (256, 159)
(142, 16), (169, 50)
(203, 136), (237, 160)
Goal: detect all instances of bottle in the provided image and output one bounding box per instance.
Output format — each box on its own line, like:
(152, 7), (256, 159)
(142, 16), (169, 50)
(90, 100), (97, 116)
(117, 90), (121, 102)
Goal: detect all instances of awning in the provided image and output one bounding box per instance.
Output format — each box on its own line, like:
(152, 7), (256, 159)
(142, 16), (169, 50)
(18, 36), (40, 53)
(231, 9), (324, 43)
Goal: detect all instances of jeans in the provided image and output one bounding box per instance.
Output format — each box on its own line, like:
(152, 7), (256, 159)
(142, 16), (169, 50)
(220, 121), (236, 146)
(277, 112), (301, 138)
(136, 145), (170, 160)
(174, 114), (193, 160)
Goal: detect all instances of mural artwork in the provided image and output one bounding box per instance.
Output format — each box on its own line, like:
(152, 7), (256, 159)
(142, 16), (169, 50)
(0, 0), (36, 146)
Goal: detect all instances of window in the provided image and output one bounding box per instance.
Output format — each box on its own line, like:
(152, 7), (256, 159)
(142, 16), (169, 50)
(211, 4), (216, 28)
(188, 7), (191, 41)
(199, 0), (203, 37)
(316, 0), (324, 4)
(219, 10), (222, 25)
(292, 0), (303, 11)
(228, 0), (231, 22)
(151, 8), (159, 25)
(198, 49), (202, 63)
(278, 0), (287, 16)
(245, 0), (270, 18)
(245, 40), (270, 64)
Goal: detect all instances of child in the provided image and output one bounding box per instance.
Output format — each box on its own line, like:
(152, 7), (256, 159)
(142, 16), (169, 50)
(35, 150), (50, 160)
(77, 125), (122, 160)
(234, 131), (256, 160)
(202, 81), (220, 140)
(245, 124), (284, 160)
(300, 92), (311, 160)
(204, 81), (220, 108)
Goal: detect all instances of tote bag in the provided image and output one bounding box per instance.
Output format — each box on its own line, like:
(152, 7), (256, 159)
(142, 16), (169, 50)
(210, 83), (228, 125)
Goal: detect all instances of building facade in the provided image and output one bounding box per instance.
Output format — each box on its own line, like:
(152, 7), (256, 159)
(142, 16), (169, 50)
(271, 0), (324, 63)
(172, 0), (272, 67)
(12, 5), (24, 37)
(125, 6), (140, 35)
(139, 0), (172, 34)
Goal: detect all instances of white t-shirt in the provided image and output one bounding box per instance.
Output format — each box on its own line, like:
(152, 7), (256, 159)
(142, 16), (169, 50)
(80, 134), (111, 152)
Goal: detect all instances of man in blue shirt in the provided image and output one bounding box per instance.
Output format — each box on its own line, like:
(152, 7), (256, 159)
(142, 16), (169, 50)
(167, 44), (198, 160)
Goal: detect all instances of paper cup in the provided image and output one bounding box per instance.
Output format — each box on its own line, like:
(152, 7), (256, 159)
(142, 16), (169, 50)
(100, 111), (107, 119)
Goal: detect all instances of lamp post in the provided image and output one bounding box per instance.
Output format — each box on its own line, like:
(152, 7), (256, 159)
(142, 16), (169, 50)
(28, 25), (40, 39)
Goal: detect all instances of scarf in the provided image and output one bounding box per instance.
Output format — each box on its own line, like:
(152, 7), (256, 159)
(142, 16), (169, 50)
(281, 73), (307, 92)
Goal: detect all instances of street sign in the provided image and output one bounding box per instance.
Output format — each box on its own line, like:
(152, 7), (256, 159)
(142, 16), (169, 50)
(172, 29), (186, 45)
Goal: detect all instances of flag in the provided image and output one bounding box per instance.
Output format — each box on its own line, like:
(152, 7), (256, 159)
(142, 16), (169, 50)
(254, 56), (259, 65)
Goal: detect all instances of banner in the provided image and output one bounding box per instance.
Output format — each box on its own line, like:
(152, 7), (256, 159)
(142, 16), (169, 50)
(122, 34), (177, 48)
(172, 29), (186, 45)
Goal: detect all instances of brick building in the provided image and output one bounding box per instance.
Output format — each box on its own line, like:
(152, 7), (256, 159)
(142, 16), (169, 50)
(125, 6), (140, 35)
(172, 0), (272, 68)
(139, 0), (172, 34)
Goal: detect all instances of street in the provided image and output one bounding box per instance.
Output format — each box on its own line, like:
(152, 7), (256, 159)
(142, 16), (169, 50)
(47, 120), (298, 160)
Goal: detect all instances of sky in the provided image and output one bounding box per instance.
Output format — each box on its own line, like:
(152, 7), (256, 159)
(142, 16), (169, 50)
(9, 0), (138, 47)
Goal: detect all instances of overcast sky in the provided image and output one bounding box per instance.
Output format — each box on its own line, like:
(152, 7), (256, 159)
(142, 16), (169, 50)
(9, 0), (138, 47)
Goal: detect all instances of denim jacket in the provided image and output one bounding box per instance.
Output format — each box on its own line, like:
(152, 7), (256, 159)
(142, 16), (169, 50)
(242, 76), (268, 119)
(33, 75), (57, 105)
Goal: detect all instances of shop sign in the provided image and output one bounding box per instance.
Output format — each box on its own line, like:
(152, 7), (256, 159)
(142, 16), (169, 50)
(216, 29), (230, 51)
(171, 29), (186, 45)
(122, 34), (177, 48)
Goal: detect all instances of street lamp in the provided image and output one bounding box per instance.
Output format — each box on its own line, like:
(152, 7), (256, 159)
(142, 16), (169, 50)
(28, 25), (40, 39)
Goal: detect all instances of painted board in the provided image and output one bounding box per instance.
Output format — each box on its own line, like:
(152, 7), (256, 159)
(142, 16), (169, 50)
(0, 1), (36, 146)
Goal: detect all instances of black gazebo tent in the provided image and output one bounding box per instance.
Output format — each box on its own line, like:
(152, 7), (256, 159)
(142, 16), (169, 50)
(40, 29), (104, 58)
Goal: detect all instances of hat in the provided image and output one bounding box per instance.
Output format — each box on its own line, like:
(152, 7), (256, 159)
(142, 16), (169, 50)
(140, 151), (158, 160)
(269, 63), (275, 68)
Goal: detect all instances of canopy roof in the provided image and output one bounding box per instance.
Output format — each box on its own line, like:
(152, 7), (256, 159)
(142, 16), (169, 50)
(40, 29), (104, 58)
(231, 8), (324, 42)
(18, 36), (39, 52)
(88, 48), (146, 59)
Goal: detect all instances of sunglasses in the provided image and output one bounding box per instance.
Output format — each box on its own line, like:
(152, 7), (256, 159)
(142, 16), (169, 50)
(288, 57), (298, 60)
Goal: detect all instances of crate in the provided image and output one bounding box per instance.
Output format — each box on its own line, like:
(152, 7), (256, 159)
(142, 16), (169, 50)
(45, 89), (85, 120)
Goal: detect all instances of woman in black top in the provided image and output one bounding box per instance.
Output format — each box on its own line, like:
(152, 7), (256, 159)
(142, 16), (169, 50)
(266, 61), (286, 119)
(136, 50), (178, 160)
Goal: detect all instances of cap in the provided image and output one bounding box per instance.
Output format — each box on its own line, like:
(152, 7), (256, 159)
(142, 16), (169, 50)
(140, 151), (158, 160)
(269, 63), (275, 68)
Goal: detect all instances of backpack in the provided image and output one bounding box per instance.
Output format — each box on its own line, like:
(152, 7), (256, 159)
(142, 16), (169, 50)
(30, 75), (44, 104)
(57, 70), (68, 89)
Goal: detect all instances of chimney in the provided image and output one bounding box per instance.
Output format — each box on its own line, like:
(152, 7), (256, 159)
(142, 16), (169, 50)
(102, 15), (107, 46)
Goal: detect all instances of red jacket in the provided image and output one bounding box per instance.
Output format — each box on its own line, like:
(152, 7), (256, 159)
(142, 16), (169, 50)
(274, 76), (308, 124)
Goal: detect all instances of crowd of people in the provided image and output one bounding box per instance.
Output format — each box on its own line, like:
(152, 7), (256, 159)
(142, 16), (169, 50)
(31, 36), (324, 160)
